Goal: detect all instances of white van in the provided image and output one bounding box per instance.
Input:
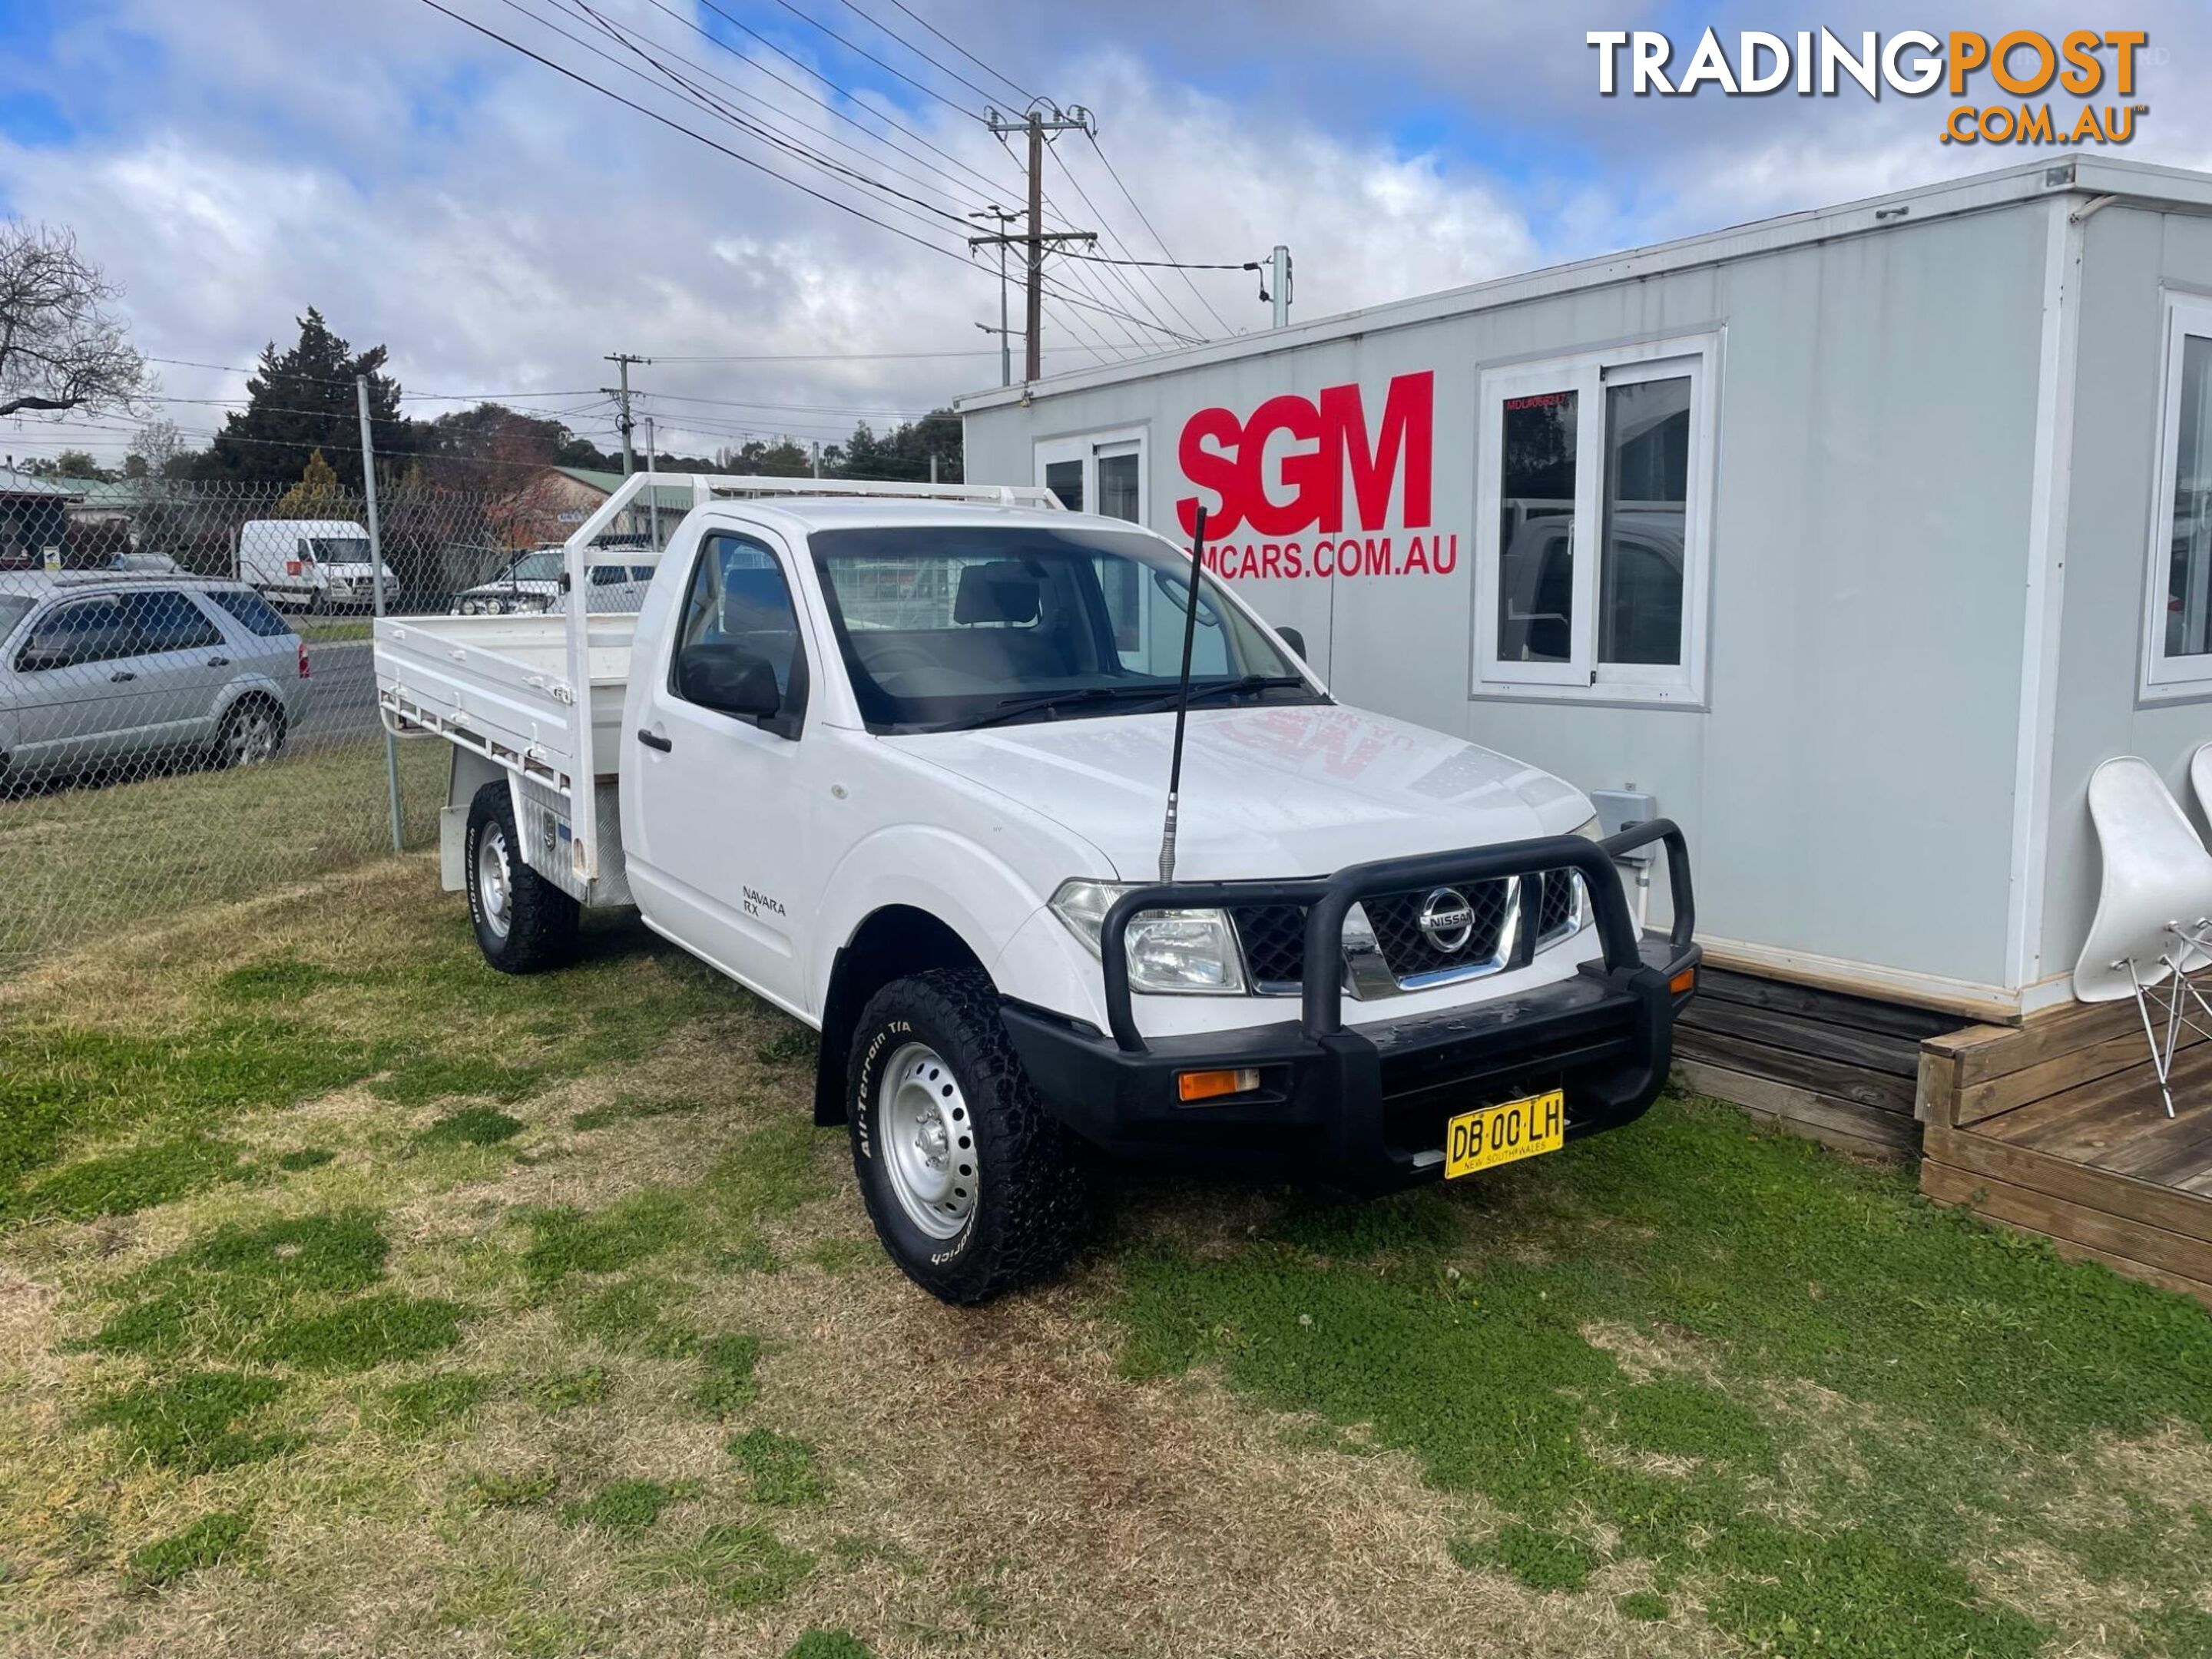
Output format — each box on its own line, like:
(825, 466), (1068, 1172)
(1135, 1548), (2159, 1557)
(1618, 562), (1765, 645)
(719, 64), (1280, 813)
(237, 519), (394, 612)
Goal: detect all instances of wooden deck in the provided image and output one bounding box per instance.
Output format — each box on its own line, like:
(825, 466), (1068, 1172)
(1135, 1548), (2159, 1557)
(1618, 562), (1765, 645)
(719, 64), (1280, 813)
(1917, 988), (2212, 1306)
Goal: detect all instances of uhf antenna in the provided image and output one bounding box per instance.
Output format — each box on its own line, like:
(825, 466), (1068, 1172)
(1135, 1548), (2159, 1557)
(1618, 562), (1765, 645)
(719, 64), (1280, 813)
(1157, 506), (1209, 882)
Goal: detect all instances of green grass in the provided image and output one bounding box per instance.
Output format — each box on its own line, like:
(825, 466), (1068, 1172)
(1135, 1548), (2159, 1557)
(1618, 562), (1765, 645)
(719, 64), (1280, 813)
(559, 1277), (697, 1359)
(2, 896), (733, 1224)
(524, 1367), (609, 1412)
(89, 1210), (466, 1372)
(379, 1059), (545, 1108)
(253, 1291), (466, 1371)
(561, 1479), (681, 1533)
(1112, 1098), (2212, 1658)
(377, 1373), (492, 1435)
(634, 1522), (813, 1609)
(521, 1192), (694, 1287)
(8, 1134), (250, 1222)
(84, 1371), (296, 1474)
(727, 1428), (824, 1507)
(414, 1106), (527, 1147)
(0, 738), (446, 969)
(8, 851), (2212, 1657)
(124, 1511), (253, 1589)
(1482, 1524), (1597, 1594)
(785, 1632), (872, 1659)
(692, 1334), (761, 1416)
(0, 1018), (379, 1210)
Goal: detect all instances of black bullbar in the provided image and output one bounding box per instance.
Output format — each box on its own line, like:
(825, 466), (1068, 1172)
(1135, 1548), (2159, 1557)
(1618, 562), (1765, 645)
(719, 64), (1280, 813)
(995, 822), (1700, 1193)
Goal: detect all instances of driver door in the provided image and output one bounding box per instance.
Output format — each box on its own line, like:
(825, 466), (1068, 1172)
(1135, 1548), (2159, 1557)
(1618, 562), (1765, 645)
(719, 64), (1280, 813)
(626, 529), (821, 1015)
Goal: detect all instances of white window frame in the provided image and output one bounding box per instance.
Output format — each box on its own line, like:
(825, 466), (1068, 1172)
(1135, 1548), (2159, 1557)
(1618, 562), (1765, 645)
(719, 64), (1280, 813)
(1473, 333), (1718, 707)
(2141, 293), (2212, 700)
(1035, 426), (1148, 525)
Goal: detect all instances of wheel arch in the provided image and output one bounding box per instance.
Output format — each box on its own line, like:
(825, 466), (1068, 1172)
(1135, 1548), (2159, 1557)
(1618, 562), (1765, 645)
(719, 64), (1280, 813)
(215, 677), (288, 727)
(813, 904), (989, 1127)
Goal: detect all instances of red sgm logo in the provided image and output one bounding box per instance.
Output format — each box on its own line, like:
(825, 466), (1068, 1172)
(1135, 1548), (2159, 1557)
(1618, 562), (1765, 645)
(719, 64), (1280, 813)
(1174, 371), (1457, 580)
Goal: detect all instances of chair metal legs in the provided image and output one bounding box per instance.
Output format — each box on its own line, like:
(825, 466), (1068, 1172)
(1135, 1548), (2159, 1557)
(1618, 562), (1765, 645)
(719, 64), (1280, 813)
(2118, 920), (2212, 1119)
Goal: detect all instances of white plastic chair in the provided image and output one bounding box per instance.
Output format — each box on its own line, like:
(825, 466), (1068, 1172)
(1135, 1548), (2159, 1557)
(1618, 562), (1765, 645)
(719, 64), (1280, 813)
(2072, 755), (2212, 1117)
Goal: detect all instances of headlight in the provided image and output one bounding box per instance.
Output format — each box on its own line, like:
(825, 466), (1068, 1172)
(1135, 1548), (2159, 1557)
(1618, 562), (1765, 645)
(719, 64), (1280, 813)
(1571, 813), (1601, 842)
(1049, 879), (1247, 995)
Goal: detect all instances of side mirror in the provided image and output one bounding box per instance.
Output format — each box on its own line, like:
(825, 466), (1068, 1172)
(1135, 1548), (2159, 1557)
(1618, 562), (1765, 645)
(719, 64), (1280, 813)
(678, 642), (782, 723)
(16, 641), (70, 673)
(1277, 626), (1307, 661)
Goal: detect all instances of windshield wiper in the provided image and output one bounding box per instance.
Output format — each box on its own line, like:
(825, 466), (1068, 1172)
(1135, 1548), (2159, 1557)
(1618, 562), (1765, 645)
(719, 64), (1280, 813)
(1137, 674), (1312, 714)
(951, 684), (1166, 731)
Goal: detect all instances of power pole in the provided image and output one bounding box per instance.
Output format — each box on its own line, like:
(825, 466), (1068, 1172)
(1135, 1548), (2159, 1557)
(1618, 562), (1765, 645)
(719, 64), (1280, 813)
(969, 205), (1020, 388)
(1246, 246), (1294, 328)
(603, 352), (650, 475)
(979, 104), (1096, 382)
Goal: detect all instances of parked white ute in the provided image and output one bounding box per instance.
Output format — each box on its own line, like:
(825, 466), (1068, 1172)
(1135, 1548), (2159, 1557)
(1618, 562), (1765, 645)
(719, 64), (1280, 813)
(373, 474), (1699, 1303)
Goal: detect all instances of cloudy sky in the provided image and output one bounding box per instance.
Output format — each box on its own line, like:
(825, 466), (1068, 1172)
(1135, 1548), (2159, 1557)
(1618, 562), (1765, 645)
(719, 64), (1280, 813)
(0, 0), (2207, 465)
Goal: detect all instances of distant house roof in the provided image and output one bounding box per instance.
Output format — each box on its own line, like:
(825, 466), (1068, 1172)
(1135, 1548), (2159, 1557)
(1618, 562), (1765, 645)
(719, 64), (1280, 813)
(551, 466), (697, 513)
(0, 466), (90, 500)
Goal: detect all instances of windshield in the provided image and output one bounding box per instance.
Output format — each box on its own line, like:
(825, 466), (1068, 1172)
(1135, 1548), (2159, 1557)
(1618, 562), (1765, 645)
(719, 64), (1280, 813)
(498, 551), (564, 584)
(809, 523), (1316, 733)
(0, 594), (33, 642)
(309, 537), (370, 564)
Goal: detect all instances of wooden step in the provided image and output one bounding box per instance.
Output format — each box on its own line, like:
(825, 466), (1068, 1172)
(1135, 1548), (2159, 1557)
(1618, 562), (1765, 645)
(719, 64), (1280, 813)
(1921, 1157), (2212, 1293)
(1677, 1060), (1919, 1160)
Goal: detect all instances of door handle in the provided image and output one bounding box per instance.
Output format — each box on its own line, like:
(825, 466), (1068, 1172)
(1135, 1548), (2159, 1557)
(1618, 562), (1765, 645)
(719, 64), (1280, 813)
(110, 670), (137, 683)
(208, 656), (231, 667)
(637, 729), (673, 753)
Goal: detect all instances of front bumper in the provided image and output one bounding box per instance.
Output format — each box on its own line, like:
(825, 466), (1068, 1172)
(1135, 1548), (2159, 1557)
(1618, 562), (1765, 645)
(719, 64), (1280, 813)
(999, 821), (1698, 1194)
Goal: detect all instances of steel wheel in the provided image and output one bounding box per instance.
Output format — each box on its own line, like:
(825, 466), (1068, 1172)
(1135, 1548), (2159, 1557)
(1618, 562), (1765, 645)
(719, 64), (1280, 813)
(877, 1041), (978, 1240)
(475, 821), (514, 942)
(224, 704), (281, 767)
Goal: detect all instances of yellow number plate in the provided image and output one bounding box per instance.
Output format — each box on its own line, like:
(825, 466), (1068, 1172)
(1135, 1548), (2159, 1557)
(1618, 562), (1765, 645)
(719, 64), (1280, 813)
(1445, 1089), (1565, 1179)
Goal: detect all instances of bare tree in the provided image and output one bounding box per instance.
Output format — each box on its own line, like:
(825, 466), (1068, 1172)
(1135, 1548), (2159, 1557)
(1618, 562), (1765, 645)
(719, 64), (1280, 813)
(0, 223), (147, 421)
(124, 416), (188, 482)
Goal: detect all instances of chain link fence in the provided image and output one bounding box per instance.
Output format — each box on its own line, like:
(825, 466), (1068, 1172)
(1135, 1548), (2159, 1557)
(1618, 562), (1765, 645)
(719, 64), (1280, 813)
(0, 474), (661, 970)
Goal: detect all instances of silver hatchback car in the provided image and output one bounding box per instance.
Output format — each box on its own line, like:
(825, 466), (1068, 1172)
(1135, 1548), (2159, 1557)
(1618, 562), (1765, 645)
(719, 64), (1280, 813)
(0, 573), (313, 795)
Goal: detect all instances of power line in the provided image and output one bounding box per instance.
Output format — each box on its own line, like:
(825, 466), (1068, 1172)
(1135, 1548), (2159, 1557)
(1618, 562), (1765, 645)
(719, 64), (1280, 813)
(551, 0), (996, 217)
(1056, 250), (1253, 271)
(1085, 131), (1236, 336)
(634, 389), (946, 417)
(752, 0), (986, 123)
(143, 356), (620, 402)
(421, 1), (1188, 346)
(642, 346), (1093, 362)
(636, 0), (1016, 209)
(829, 0), (1005, 110)
(876, 0), (1033, 104)
(1045, 141), (1202, 341)
(416, 0), (974, 266)
(986, 122), (1190, 349)
(508, 0), (980, 238)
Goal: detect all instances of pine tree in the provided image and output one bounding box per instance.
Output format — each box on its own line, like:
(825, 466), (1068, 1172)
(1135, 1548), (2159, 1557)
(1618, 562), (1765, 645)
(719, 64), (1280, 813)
(197, 308), (407, 490)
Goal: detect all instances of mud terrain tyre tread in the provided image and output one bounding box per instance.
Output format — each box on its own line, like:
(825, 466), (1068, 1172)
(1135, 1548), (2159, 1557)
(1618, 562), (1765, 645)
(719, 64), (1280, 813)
(847, 967), (1088, 1303)
(465, 780), (580, 975)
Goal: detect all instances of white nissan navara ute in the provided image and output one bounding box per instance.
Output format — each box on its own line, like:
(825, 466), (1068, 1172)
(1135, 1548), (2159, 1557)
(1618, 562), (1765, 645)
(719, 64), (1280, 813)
(373, 475), (1698, 1303)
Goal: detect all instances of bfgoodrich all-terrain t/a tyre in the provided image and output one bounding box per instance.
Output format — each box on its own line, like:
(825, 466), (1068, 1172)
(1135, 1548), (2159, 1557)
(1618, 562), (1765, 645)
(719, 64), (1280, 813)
(847, 968), (1088, 1304)
(464, 780), (580, 975)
